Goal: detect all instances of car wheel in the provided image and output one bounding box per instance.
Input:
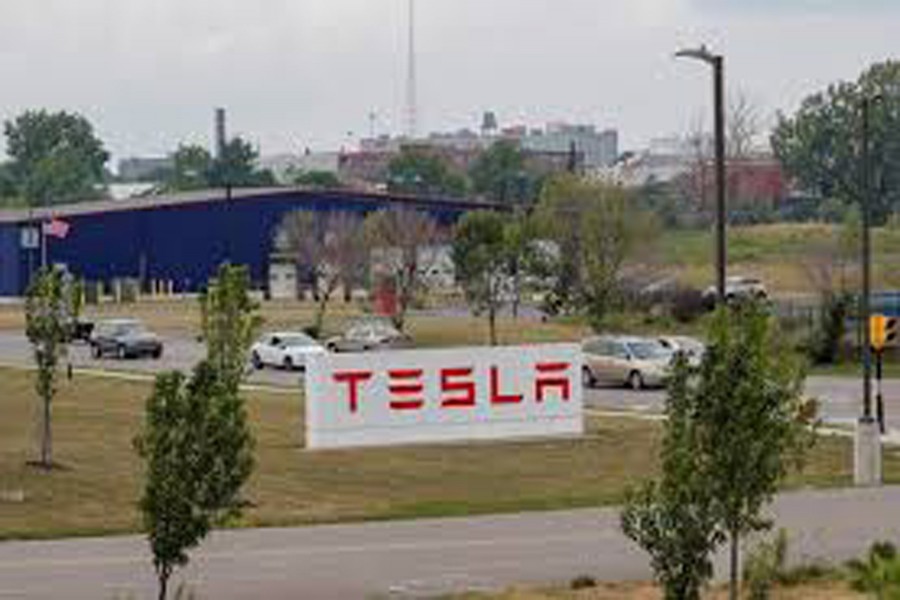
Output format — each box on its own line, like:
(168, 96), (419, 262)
(151, 347), (163, 360)
(627, 371), (644, 391)
(251, 352), (263, 370)
(283, 356), (295, 371)
(582, 367), (596, 389)
(116, 345), (128, 360)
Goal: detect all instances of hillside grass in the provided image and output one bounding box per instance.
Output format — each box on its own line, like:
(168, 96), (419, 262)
(655, 223), (900, 293)
(1, 367), (899, 541)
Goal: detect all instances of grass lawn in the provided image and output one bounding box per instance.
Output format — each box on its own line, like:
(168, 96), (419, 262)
(1, 368), (900, 541)
(452, 580), (863, 599)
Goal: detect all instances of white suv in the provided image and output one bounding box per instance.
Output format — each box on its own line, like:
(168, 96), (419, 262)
(703, 276), (768, 305)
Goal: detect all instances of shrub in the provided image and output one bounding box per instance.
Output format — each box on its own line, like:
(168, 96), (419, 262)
(570, 575), (597, 590)
(846, 541), (900, 597)
(668, 286), (708, 323)
(743, 529), (789, 600)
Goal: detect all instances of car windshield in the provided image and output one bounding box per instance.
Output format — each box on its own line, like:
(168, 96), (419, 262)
(628, 341), (670, 360)
(281, 335), (316, 347)
(114, 322), (146, 335)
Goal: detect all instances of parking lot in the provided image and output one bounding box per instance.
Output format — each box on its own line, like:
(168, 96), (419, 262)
(0, 331), (897, 430)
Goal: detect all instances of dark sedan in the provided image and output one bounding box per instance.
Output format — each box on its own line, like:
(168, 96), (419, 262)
(89, 319), (163, 359)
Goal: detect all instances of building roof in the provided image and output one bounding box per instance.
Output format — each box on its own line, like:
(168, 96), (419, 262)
(0, 187), (501, 224)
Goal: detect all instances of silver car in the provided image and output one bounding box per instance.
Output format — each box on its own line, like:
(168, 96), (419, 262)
(582, 336), (673, 390)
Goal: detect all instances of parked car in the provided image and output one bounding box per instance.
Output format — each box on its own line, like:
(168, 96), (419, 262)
(581, 335), (673, 390)
(250, 331), (325, 371)
(325, 321), (412, 353)
(89, 319), (163, 359)
(658, 335), (706, 368)
(703, 276), (768, 306)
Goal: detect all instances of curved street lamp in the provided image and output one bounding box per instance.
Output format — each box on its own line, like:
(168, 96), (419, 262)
(675, 45), (727, 303)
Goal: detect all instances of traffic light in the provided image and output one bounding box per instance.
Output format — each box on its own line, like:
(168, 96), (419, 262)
(870, 314), (898, 352)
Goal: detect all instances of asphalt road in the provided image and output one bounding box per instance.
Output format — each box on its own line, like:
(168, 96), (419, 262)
(0, 332), (897, 430)
(1, 487), (899, 599)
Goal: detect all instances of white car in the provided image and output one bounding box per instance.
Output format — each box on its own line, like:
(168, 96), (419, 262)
(250, 332), (325, 371)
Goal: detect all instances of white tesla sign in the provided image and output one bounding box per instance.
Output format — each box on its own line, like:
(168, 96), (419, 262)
(305, 344), (583, 449)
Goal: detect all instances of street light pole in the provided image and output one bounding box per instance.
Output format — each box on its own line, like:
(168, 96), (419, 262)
(856, 93), (882, 487)
(676, 45), (727, 302)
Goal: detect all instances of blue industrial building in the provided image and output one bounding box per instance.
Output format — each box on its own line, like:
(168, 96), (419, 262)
(0, 188), (494, 297)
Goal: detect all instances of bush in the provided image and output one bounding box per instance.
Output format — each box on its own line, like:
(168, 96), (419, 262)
(668, 286), (709, 323)
(805, 293), (851, 365)
(570, 575), (597, 590)
(846, 541), (900, 596)
(743, 529), (789, 600)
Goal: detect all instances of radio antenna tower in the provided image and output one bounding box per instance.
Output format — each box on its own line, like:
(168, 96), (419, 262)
(405, 0), (418, 139)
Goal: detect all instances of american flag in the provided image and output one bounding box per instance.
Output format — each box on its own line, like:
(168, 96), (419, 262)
(42, 218), (71, 240)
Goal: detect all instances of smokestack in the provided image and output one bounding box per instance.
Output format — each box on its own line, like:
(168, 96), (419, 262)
(215, 107), (227, 159)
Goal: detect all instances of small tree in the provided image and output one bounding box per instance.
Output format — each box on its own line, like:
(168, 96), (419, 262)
(535, 175), (653, 329)
(135, 362), (255, 600)
(364, 207), (443, 331)
(621, 355), (722, 600)
(277, 211), (367, 337)
(453, 211), (509, 345)
(623, 304), (815, 600)
(24, 267), (71, 468)
(698, 303), (814, 600)
(199, 264), (263, 392)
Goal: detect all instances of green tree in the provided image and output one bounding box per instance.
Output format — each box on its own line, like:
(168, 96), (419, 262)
(621, 354), (722, 600)
(624, 306), (814, 600)
(24, 268), (76, 468)
(387, 147), (468, 197)
(453, 211), (510, 345)
(209, 137), (276, 188)
(4, 110), (109, 206)
(772, 60), (900, 222)
(699, 304), (813, 599)
(364, 207), (442, 331)
(168, 145), (214, 191)
(293, 170), (342, 189)
(166, 138), (276, 193)
(534, 175), (652, 329)
(0, 162), (22, 205)
(199, 264), (263, 393)
(135, 362), (255, 600)
(469, 140), (542, 204)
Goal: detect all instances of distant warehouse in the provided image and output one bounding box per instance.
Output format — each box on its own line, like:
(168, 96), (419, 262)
(0, 187), (494, 297)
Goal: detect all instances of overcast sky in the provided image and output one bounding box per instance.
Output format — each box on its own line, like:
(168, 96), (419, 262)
(0, 0), (897, 164)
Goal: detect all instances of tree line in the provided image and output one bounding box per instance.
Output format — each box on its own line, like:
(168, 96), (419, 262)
(276, 173), (657, 345)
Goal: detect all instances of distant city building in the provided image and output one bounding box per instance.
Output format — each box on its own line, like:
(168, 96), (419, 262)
(512, 123), (618, 169)
(117, 157), (174, 182)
